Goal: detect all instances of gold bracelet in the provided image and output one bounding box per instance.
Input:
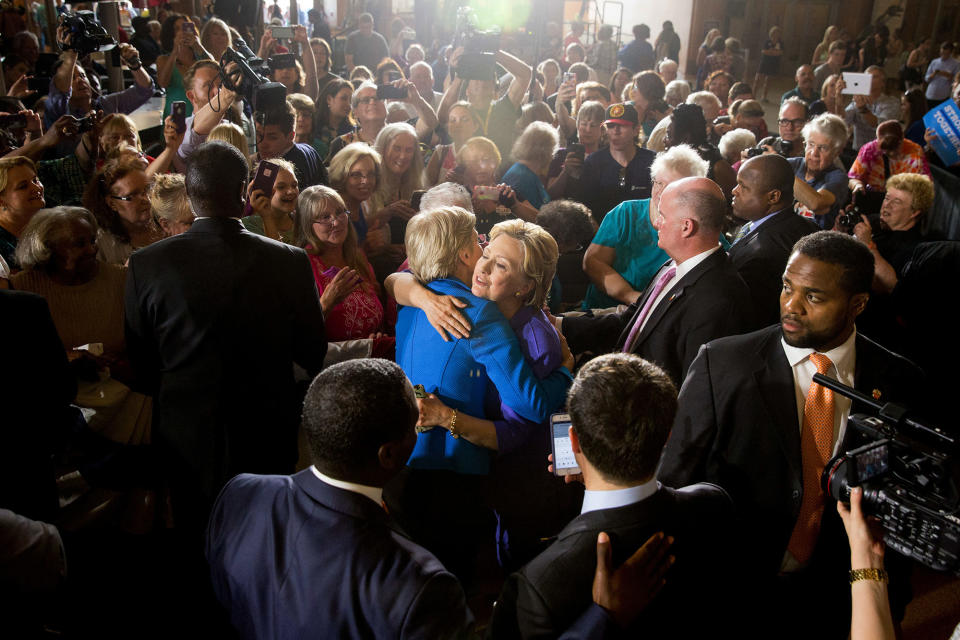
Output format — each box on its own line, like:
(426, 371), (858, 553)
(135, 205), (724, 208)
(849, 568), (888, 584)
(448, 409), (459, 439)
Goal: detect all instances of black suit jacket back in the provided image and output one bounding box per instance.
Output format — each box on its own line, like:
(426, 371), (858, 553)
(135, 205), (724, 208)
(124, 218), (327, 507)
(490, 483), (734, 639)
(564, 249), (755, 386)
(727, 210), (819, 327)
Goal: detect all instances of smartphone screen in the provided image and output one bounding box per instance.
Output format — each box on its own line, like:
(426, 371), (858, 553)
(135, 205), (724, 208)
(171, 101), (187, 133)
(182, 22), (196, 35)
(551, 413), (580, 476)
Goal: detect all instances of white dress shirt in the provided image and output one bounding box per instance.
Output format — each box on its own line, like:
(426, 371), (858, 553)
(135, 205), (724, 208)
(636, 245), (721, 336)
(311, 466), (383, 506)
(581, 478), (660, 515)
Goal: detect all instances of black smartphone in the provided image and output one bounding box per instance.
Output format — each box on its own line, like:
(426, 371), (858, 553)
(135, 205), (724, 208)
(182, 21), (196, 35)
(550, 413), (580, 476)
(268, 53), (297, 71)
(28, 76), (50, 94)
(251, 160), (280, 196)
(567, 143), (585, 161)
(171, 101), (187, 134)
(410, 190), (426, 210)
(376, 84), (407, 100)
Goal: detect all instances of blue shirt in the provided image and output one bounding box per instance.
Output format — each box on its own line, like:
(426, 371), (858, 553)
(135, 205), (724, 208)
(925, 56), (960, 101)
(502, 162), (550, 210)
(396, 278), (572, 474)
(582, 198), (668, 309)
(788, 156), (849, 229)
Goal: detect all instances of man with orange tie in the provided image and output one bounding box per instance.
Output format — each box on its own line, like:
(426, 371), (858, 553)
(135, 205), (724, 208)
(659, 231), (922, 638)
(560, 177), (754, 387)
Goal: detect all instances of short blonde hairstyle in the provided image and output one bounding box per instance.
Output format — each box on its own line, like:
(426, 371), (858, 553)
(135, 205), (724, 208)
(885, 173), (935, 214)
(100, 113), (141, 152)
(287, 92), (315, 113)
(328, 142), (382, 193)
(208, 122), (250, 160)
(489, 219), (558, 308)
(405, 206), (477, 283)
(148, 173), (190, 224)
(15, 206), (98, 271)
(511, 121), (558, 169)
(456, 136), (501, 167)
(0, 156), (37, 194)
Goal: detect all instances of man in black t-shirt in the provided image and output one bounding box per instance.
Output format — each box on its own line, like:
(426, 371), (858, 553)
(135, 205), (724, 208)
(344, 13), (390, 72)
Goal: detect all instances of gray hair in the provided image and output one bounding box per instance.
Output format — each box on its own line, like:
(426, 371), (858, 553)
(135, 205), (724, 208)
(351, 81), (378, 109)
(511, 121), (559, 170)
(780, 96), (809, 118)
(718, 129), (757, 162)
(408, 60), (432, 78)
(650, 144), (709, 180)
(664, 80), (690, 107)
(802, 113), (849, 153)
(15, 206), (98, 271)
(421, 182), (473, 212)
(405, 207), (477, 283)
(686, 91), (722, 120)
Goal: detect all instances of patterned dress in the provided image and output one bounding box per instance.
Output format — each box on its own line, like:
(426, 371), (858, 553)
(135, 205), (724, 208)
(307, 253), (383, 340)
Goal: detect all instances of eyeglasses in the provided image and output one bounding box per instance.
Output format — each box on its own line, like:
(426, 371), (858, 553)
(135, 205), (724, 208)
(313, 209), (349, 227)
(356, 96), (383, 105)
(108, 189), (149, 202)
(778, 118), (805, 129)
(805, 141), (833, 154)
(347, 171), (377, 182)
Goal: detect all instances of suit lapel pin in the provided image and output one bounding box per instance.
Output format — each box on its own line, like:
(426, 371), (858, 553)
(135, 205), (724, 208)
(872, 389), (882, 400)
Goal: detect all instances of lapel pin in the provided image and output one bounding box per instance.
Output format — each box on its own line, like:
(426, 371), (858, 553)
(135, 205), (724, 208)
(872, 389), (882, 400)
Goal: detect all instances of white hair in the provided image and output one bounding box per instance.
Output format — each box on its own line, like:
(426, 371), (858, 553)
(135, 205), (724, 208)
(650, 144), (709, 180)
(664, 80), (691, 107)
(686, 91), (722, 121)
(718, 128), (757, 163)
(420, 182), (473, 212)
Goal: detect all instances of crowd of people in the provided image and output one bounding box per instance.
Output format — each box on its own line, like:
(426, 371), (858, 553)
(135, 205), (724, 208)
(1, 3), (958, 638)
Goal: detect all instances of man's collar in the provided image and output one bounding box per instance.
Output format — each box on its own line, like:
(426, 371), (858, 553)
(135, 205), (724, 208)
(581, 478), (660, 515)
(781, 326), (857, 376)
(311, 466), (383, 506)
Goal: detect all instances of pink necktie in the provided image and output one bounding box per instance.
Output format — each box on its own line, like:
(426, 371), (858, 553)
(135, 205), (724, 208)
(622, 266), (676, 353)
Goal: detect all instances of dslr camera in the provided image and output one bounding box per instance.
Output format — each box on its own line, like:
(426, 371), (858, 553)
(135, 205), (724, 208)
(816, 375), (960, 574)
(747, 135), (793, 158)
(453, 6), (499, 82)
(59, 11), (117, 57)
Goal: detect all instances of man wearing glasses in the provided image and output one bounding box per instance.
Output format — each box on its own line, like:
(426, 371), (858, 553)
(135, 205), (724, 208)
(774, 97), (809, 159)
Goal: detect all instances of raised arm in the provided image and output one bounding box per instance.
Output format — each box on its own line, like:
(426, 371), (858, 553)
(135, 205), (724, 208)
(293, 26), (319, 101)
(497, 49), (533, 109)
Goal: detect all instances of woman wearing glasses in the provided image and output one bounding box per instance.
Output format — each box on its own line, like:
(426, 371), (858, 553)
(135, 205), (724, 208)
(789, 113), (851, 229)
(327, 142), (382, 246)
(294, 185), (383, 342)
(82, 156), (163, 265)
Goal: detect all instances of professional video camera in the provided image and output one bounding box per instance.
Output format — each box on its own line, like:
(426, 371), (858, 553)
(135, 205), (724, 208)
(452, 6), (500, 82)
(218, 47), (286, 114)
(816, 374), (960, 574)
(59, 11), (117, 57)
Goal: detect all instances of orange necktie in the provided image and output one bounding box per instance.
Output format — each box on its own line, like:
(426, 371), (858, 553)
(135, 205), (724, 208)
(787, 352), (835, 565)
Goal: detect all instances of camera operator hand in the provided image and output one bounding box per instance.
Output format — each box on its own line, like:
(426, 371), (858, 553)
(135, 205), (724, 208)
(56, 23), (75, 53)
(118, 42), (141, 67)
(448, 46), (465, 75)
(6, 74), (36, 99)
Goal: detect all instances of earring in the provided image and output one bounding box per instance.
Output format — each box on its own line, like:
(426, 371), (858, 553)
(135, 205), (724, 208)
(515, 291), (522, 297)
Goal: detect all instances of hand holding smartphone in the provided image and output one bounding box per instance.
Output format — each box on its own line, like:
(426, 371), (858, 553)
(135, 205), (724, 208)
(550, 413), (581, 476)
(171, 101), (187, 134)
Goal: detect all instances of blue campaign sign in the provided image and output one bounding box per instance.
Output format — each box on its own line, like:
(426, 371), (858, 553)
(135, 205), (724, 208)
(923, 99), (960, 166)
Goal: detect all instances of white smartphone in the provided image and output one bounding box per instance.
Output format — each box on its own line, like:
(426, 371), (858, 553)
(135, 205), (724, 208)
(550, 413), (580, 476)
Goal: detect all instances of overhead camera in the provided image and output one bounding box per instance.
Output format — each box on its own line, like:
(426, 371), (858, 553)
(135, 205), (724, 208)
(816, 375), (960, 575)
(218, 47), (287, 113)
(59, 11), (117, 57)
(453, 6), (499, 82)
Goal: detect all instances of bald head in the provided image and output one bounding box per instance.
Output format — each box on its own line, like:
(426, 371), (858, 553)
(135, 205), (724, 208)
(664, 177), (727, 233)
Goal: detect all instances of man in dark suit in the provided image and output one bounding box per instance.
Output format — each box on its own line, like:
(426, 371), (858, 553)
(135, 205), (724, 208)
(659, 231), (923, 638)
(124, 141), (327, 530)
(206, 359), (472, 639)
(561, 177), (754, 385)
(490, 353), (733, 639)
(729, 154), (819, 326)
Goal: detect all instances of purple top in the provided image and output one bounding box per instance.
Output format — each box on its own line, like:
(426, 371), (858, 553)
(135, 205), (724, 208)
(174, 115), (207, 172)
(484, 305), (563, 454)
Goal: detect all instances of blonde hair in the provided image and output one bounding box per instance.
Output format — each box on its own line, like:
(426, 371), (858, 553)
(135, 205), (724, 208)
(208, 122), (251, 161)
(99, 113), (141, 153)
(328, 142), (382, 194)
(405, 206), (477, 282)
(489, 219), (558, 309)
(0, 156), (36, 195)
(200, 17), (232, 57)
(885, 173), (934, 214)
(295, 185), (378, 293)
(148, 173), (190, 224)
(456, 136), (501, 167)
(287, 92), (315, 113)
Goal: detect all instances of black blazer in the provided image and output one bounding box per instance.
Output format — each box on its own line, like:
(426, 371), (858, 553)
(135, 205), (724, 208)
(659, 325), (924, 578)
(124, 217), (327, 510)
(727, 210), (819, 327)
(490, 484), (734, 639)
(563, 249), (754, 386)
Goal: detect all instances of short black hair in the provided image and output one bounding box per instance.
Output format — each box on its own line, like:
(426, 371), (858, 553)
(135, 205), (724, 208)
(634, 24), (649, 40)
(537, 200), (597, 252)
(302, 359), (416, 477)
(256, 101), (297, 135)
(792, 231), (875, 295)
(744, 154), (795, 203)
(671, 103), (707, 145)
(568, 353), (677, 484)
(185, 141), (248, 217)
